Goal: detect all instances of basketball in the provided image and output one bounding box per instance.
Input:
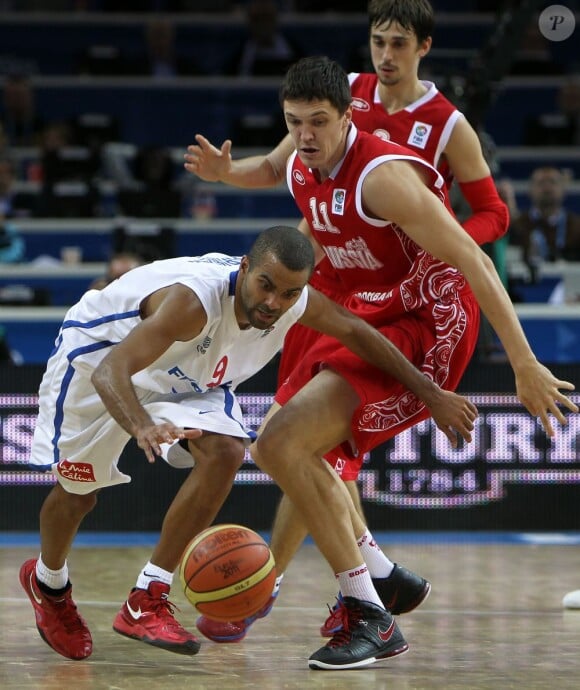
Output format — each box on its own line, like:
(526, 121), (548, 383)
(179, 523), (276, 621)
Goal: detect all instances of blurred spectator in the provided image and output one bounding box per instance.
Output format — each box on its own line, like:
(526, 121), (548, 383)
(0, 222), (25, 262)
(69, 112), (120, 157)
(132, 18), (201, 78)
(509, 20), (563, 76)
(111, 223), (176, 262)
(225, 0), (301, 76)
(0, 143), (27, 262)
(133, 145), (174, 191)
(1, 74), (45, 147)
(116, 145), (182, 219)
(496, 177), (519, 223)
(40, 120), (73, 156)
(0, 155), (37, 218)
(36, 120), (101, 218)
(88, 251), (145, 290)
(222, 0), (300, 146)
(524, 78), (580, 146)
(511, 167), (580, 277)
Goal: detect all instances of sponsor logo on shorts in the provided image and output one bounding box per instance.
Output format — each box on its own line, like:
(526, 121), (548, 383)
(56, 460), (96, 483)
(333, 457), (346, 476)
(354, 290), (393, 302)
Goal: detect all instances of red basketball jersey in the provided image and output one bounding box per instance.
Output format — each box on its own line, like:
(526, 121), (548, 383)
(277, 78), (465, 390)
(278, 127), (479, 467)
(286, 124), (467, 302)
(349, 74), (462, 188)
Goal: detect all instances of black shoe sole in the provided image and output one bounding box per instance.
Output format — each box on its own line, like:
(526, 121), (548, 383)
(391, 580), (431, 615)
(309, 642), (409, 670)
(112, 626), (201, 656)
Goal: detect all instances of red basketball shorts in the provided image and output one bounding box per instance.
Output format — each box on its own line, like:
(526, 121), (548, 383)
(276, 291), (480, 480)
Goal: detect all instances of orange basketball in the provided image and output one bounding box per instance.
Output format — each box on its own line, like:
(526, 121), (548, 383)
(179, 523), (276, 622)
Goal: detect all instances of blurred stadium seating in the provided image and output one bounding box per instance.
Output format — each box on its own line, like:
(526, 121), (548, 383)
(0, 6), (579, 364)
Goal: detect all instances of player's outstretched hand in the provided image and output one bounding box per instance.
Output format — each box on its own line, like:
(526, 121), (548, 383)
(515, 361), (578, 437)
(184, 134), (232, 182)
(428, 390), (478, 448)
(136, 423), (202, 464)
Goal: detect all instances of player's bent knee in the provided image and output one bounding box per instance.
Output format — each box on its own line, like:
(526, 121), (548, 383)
(194, 435), (246, 474)
(251, 431), (295, 476)
(54, 484), (99, 515)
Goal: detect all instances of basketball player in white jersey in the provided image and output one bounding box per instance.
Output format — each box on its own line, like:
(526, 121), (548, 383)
(183, 0), (510, 644)
(19, 225), (478, 662)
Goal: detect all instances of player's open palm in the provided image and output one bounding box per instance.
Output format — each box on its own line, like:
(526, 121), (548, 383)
(429, 390), (478, 448)
(184, 135), (232, 182)
(515, 361), (578, 437)
(136, 423), (202, 464)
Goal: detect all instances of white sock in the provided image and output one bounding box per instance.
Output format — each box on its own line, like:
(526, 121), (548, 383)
(136, 561), (173, 590)
(357, 528), (394, 579)
(36, 554), (69, 590)
(337, 564), (383, 608)
(272, 573), (284, 596)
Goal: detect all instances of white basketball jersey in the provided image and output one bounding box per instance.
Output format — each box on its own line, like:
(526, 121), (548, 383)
(56, 254), (309, 394)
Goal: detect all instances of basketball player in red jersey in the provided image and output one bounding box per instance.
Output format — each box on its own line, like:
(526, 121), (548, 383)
(184, 0), (510, 643)
(251, 55), (574, 670)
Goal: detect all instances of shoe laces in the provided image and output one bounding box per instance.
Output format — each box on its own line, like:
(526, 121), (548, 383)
(326, 602), (361, 648)
(52, 596), (87, 635)
(150, 592), (177, 616)
(146, 592), (186, 631)
(325, 596), (344, 625)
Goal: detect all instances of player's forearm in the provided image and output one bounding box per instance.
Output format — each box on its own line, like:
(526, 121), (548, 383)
(220, 155), (282, 188)
(91, 361), (154, 436)
(341, 319), (444, 408)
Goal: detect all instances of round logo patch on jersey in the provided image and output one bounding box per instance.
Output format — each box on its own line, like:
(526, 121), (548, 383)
(351, 97), (370, 111)
(373, 128), (391, 141)
(293, 170), (306, 185)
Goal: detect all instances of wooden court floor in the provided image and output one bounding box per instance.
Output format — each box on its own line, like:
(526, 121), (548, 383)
(1, 541), (580, 689)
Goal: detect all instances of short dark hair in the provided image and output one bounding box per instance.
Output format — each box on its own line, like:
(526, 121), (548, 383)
(368, 0), (434, 44)
(279, 56), (352, 115)
(248, 225), (315, 275)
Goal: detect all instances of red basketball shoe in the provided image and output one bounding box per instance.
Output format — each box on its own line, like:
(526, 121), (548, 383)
(19, 558), (93, 660)
(196, 592), (278, 643)
(113, 582), (201, 655)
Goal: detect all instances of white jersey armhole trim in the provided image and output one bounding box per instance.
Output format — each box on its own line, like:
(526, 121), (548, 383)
(433, 110), (463, 169)
(355, 154), (445, 226)
(286, 150), (299, 198)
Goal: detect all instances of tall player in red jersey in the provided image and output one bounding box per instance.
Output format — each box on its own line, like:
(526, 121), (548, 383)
(251, 56), (574, 670)
(184, 0), (510, 643)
